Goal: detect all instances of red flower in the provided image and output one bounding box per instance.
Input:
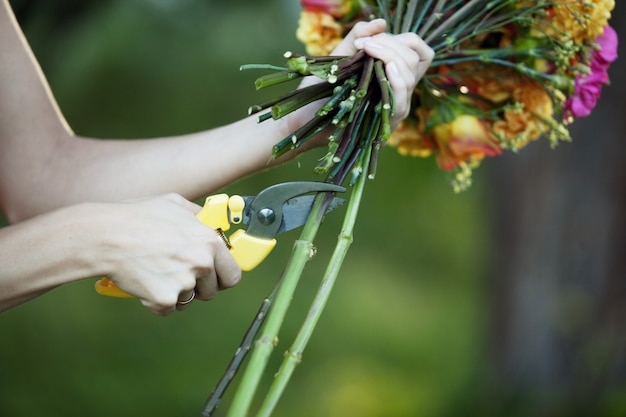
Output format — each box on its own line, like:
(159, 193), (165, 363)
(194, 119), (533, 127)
(301, 0), (352, 18)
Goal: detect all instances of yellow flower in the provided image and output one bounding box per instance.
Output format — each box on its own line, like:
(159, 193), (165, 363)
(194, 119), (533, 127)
(523, 0), (616, 43)
(554, 0), (614, 43)
(296, 11), (344, 56)
(388, 108), (434, 157)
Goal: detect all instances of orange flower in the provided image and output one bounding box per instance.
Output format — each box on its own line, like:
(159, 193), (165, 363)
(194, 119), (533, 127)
(492, 78), (554, 148)
(432, 115), (502, 170)
(296, 11), (344, 56)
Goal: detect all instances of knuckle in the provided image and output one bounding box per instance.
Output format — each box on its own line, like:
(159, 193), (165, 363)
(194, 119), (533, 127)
(423, 47), (435, 63)
(398, 31), (417, 41)
(153, 308), (170, 317)
(408, 52), (422, 68)
(353, 21), (368, 32)
(164, 192), (183, 201)
(181, 275), (197, 291)
(163, 192), (189, 207)
(221, 269), (242, 289)
(156, 293), (178, 309)
(143, 295), (177, 316)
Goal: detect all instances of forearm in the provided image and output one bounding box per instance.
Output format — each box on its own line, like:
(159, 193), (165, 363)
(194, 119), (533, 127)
(75, 113), (302, 200)
(3, 109), (318, 221)
(0, 204), (104, 311)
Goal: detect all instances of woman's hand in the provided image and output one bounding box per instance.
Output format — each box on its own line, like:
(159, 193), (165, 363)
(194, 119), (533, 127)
(286, 19), (433, 148)
(97, 194), (241, 315)
(332, 19), (434, 131)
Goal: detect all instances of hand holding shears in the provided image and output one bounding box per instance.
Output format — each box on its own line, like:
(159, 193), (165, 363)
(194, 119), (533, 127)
(95, 181), (345, 298)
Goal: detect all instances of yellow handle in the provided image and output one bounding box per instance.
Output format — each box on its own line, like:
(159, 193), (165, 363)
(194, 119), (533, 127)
(228, 229), (276, 272)
(94, 277), (135, 298)
(95, 194), (274, 298)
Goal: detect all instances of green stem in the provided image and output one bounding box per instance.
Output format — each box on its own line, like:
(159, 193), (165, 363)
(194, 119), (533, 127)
(271, 85), (334, 120)
(417, 0), (447, 38)
(424, 0), (481, 44)
(374, 61), (392, 142)
(401, 0), (420, 34)
(272, 113), (334, 159)
(254, 70), (303, 90)
(202, 286), (278, 416)
(254, 145), (372, 417)
(411, 0), (435, 33)
(392, 0), (406, 35)
(225, 193), (330, 417)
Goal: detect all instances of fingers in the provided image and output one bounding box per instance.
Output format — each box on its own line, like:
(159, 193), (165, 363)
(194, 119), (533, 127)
(331, 19), (387, 56)
(214, 238), (243, 290)
(193, 269), (219, 302)
(172, 231), (241, 312)
(333, 18), (434, 128)
(120, 194), (242, 316)
(394, 32), (434, 85)
(193, 229), (241, 298)
(175, 289), (196, 312)
(353, 30), (433, 127)
(345, 18), (387, 43)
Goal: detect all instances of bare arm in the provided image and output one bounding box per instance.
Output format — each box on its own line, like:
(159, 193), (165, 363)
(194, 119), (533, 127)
(0, 0), (299, 221)
(0, 3), (432, 222)
(0, 194), (241, 314)
(0, 0), (433, 313)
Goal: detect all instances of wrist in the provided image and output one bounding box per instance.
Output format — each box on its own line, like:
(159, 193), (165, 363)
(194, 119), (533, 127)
(0, 202), (112, 302)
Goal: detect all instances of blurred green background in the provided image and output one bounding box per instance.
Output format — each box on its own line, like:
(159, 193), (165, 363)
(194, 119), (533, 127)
(1, 1), (624, 416)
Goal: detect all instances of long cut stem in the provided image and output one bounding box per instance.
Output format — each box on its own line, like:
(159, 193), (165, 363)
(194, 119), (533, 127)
(224, 193), (331, 417)
(202, 285), (279, 416)
(254, 145), (373, 417)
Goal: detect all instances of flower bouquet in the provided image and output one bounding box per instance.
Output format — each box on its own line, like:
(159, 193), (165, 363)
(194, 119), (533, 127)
(203, 1), (617, 416)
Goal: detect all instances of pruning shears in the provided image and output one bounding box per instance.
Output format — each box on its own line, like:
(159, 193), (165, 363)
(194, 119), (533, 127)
(94, 181), (346, 298)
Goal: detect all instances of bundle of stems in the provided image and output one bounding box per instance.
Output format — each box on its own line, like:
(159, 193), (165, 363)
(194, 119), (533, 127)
(202, 48), (391, 417)
(201, 0), (578, 415)
(247, 49), (392, 185)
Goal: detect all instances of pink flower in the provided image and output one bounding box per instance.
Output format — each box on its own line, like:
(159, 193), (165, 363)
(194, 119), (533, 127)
(566, 72), (606, 118)
(594, 25), (619, 68)
(564, 26), (618, 119)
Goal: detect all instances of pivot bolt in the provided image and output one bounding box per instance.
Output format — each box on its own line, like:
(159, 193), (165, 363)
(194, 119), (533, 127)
(257, 208), (276, 225)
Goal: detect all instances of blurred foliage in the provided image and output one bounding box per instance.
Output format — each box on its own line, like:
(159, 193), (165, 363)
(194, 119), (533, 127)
(1, 1), (623, 417)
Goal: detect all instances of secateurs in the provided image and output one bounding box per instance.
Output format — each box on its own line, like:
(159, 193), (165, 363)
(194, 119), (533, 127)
(94, 181), (345, 298)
